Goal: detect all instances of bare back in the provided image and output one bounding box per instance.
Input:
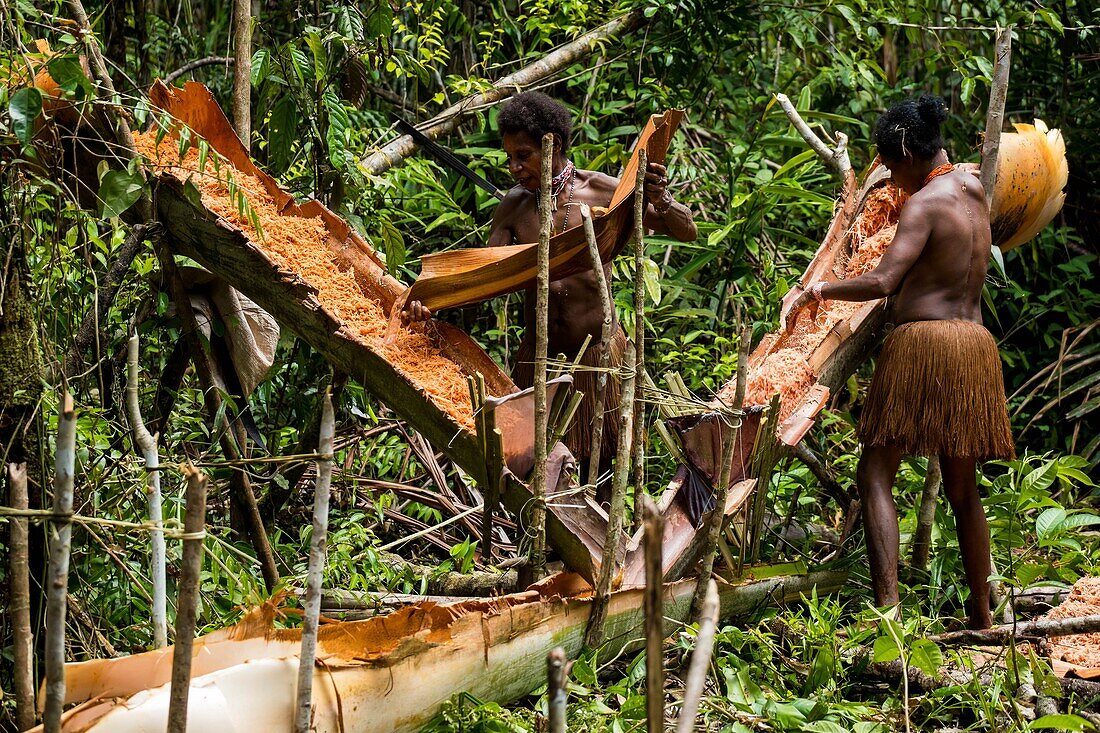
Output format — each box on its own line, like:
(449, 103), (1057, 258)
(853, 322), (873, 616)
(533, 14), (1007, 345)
(891, 170), (991, 324)
(489, 170), (619, 354)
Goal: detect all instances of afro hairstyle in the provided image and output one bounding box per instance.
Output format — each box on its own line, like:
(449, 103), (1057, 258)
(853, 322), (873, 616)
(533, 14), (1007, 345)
(497, 92), (572, 151)
(873, 95), (949, 161)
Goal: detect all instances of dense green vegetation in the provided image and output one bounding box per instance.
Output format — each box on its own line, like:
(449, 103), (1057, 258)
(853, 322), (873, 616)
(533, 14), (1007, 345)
(2, 0), (1098, 730)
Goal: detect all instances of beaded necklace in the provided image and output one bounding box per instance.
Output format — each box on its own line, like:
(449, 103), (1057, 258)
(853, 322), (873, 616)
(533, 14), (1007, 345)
(536, 160), (578, 233)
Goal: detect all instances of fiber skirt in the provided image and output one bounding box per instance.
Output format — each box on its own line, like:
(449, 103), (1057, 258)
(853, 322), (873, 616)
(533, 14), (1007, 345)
(860, 319), (1015, 460)
(512, 325), (628, 465)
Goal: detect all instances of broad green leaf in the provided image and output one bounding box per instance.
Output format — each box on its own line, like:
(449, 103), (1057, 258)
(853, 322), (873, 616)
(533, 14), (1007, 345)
(46, 56), (93, 98)
(9, 86), (42, 144)
(268, 95), (298, 170)
(98, 169), (145, 218)
(1030, 713), (1096, 731)
(1023, 459), (1060, 495)
(872, 634), (900, 663)
(643, 258), (662, 305)
(1060, 512), (1100, 530)
(1035, 506), (1066, 539)
(908, 639), (943, 677)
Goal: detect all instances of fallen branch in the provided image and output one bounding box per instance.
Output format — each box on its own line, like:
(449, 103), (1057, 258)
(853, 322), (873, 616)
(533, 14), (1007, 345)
(359, 10), (646, 175)
(774, 93), (852, 178)
(931, 614), (1100, 646)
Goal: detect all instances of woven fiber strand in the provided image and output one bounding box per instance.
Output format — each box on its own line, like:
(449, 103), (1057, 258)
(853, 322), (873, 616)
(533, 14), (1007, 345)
(512, 325), (628, 465)
(859, 319), (1015, 460)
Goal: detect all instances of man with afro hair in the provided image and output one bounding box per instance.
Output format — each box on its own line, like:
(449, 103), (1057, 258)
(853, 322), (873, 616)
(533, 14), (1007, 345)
(785, 95), (1014, 629)
(404, 91), (697, 498)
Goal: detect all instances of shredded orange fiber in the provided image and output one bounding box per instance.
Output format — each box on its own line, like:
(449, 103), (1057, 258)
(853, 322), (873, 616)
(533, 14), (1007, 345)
(744, 181), (907, 420)
(134, 132), (477, 429)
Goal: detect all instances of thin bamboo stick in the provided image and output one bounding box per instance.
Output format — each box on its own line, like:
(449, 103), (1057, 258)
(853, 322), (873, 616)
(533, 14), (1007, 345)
(675, 579), (719, 733)
(547, 647), (568, 733)
(582, 203), (615, 488)
(530, 132), (554, 580)
(632, 151), (648, 525)
(44, 393), (76, 733)
(583, 349), (636, 649)
(8, 462), (35, 732)
(126, 334), (167, 648)
(295, 391), (335, 733)
(642, 493), (665, 733)
(166, 464), (209, 733)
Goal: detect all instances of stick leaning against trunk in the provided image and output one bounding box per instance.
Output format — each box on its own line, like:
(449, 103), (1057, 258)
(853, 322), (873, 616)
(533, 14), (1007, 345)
(632, 150), (648, 523)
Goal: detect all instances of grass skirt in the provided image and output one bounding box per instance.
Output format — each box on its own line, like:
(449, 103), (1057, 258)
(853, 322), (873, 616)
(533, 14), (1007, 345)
(860, 319), (1015, 460)
(512, 325), (628, 465)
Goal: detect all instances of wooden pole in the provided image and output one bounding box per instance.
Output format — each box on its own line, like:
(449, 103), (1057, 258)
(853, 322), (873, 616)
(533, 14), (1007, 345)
(43, 393), (76, 733)
(642, 493), (665, 733)
(231, 0), (251, 149)
(910, 457), (941, 571)
(295, 391), (335, 733)
(675, 579), (719, 733)
(632, 150), (648, 521)
(530, 132), (554, 580)
(692, 325), (750, 616)
(980, 26), (1013, 206)
(547, 647), (568, 733)
(166, 464), (209, 733)
(8, 462), (36, 732)
(584, 349), (636, 649)
(581, 203), (615, 488)
(126, 334), (168, 648)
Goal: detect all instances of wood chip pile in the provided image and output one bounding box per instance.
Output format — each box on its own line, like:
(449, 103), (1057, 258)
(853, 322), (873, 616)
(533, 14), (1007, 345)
(134, 132), (476, 428)
(1046, 577), (1100, 672)
(743, 182), (908, 422)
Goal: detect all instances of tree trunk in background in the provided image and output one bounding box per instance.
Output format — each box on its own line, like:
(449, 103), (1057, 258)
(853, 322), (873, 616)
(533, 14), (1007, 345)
(0, 235), (48, 684)
(232, 0), (252, 150)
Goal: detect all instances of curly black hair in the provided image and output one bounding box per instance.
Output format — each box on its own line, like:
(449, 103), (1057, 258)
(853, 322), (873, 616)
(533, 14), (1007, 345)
(873, 95), (949, 161)
(497, 92), (572, 151)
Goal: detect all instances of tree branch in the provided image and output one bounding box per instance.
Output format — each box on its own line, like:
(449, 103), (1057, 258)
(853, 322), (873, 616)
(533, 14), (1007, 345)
(931, 614), (1100, 647)
(163, 56), (234, 86)
(774, 93), (852, 178)
(359, 10), (646, 175)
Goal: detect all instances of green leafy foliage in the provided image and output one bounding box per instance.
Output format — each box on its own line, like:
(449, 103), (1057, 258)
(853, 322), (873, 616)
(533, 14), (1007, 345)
(8, 86), (42, 144)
